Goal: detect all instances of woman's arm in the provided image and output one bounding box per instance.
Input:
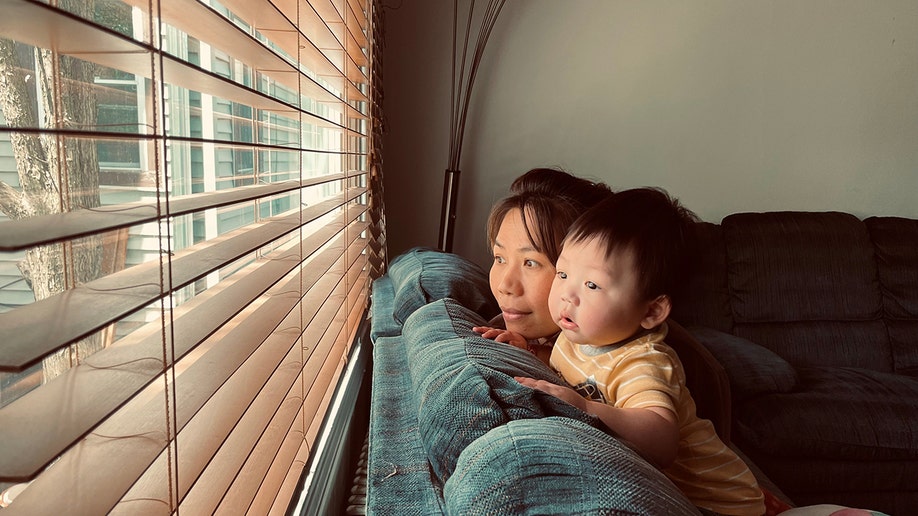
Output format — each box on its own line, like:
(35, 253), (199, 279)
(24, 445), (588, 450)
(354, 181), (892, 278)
(514, 376), (680, 469)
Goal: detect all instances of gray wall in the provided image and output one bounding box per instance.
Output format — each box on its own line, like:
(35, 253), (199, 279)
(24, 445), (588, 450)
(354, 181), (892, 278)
(382, 0), (918, 269)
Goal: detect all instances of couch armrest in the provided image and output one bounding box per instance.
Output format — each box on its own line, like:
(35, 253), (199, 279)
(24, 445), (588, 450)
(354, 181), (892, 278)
(687, 326), (799, 402)
(666, 319), (732, 443)
(387, 247), (498, 324)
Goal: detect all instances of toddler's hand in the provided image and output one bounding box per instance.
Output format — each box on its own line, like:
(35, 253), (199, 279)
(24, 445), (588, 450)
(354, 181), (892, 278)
(472, 326), (528, 350)
(514, 376), (586, 410)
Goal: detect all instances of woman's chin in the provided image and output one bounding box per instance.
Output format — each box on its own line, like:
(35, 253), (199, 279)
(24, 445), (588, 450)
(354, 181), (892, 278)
(506, 320), (556, 341)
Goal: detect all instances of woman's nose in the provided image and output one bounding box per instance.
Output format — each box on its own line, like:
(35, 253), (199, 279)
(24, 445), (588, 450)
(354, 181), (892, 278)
(497, 268), (522, 296)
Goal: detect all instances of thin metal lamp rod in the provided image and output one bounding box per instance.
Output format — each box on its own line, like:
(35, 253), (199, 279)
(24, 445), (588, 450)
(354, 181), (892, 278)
(438, 169), (461, 251)
(438, 0), (505, 253)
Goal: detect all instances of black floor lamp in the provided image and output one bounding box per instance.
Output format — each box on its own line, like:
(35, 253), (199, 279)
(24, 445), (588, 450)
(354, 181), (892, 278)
(438, 0), (506, 252)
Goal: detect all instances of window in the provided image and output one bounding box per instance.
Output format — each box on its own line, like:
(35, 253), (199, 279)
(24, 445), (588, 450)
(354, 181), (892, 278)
(0, 0), (385, 512)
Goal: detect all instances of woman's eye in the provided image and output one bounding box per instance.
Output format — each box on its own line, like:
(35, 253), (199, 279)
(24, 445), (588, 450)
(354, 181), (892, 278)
(524, 259), (539, 268)
(493, 255), (505, 264)
(586, 281), (599, 290)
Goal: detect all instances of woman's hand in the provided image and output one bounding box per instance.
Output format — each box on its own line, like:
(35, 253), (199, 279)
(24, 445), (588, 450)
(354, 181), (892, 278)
(473, 326), (528, 350)
(514, 376), (586, 410)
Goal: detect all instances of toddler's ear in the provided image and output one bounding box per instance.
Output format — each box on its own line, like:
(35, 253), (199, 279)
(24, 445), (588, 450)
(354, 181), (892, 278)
(640, 295), (671, 329)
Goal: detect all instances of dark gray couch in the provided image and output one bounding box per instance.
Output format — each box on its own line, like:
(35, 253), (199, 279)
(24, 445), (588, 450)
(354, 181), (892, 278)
(671, 211), (918, 515)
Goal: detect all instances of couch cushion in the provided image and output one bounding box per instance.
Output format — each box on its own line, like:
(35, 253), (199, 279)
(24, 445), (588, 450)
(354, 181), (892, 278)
(689, 326), (798, 401)
(888, 320), (918, 377)
(401, 298), (605, 484)
(723, 211), (881, 323)
(742, 453), (918, 514)
(734, 367), (918, 461)
(367, 335), (445, 514)
(734, 320), (893, 371)
(667, 321), (732, 440)
(672, 222), (733, 332)
(866, 216), (918, 319)
(369, 276), (402, 339)
(443, 417), (698, 515)
(866, 216), (918, 377)
(387, 247), (499, 325)
(723, 212), (889, 370)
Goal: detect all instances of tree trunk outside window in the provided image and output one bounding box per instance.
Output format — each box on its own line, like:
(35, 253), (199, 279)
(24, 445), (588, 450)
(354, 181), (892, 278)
(0, 0), (124, 383)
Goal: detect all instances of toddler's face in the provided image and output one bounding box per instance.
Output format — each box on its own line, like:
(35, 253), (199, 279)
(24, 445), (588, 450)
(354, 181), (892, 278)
(549, 237), (653, 346)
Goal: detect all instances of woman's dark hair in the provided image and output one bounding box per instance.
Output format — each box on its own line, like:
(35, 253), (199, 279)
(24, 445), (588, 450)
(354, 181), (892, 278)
(486, 168), (612, 264)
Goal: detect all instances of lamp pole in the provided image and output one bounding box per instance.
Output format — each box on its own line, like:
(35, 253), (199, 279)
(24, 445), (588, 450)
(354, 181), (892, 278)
(438, 169), (461, 251)
(438, 0), (505, 252)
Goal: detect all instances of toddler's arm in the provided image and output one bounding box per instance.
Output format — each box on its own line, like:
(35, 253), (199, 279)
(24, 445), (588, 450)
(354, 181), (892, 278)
(514, 376), (679, 469)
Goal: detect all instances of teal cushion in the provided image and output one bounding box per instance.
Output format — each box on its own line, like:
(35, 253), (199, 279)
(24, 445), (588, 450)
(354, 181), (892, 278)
(401, 298), (604, 484)
(690, 326), (799, 400)
(369, 276), (401, 339)
(444, 417), (697, 515)
(367, 334), (446, 513)
(387, 247), (498, 325)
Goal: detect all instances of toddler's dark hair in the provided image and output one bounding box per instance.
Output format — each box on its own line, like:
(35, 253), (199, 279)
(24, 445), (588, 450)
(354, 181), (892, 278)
(564, 187), (699, 303)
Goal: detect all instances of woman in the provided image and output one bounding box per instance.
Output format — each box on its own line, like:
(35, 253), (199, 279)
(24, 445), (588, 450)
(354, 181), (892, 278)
(474, 168), (612, 363)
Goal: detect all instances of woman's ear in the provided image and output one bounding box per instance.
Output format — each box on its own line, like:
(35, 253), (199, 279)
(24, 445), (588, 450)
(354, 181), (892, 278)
(641, 295), (671, 329)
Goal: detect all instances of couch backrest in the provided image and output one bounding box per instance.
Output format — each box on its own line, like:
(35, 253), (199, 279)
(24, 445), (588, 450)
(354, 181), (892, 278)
(673, 211), (918, 373)
(865, 216), (918, 376)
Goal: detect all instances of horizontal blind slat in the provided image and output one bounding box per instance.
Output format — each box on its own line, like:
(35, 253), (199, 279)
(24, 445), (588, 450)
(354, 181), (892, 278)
(210, 0), (356, 103)
(214, 287), (350, 513)
(0, 190), (366, 371)
(256, 251), (368, 514)
(0, 0), (149, 88)
(0, 173), (367, 251)
(167, 234), (366, 514)
(151, 0), (352, 111)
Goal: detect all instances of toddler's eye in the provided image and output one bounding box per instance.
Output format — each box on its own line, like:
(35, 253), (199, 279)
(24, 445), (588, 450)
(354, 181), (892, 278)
(586, 281), (599, 290)
(557, 271), (567, 279)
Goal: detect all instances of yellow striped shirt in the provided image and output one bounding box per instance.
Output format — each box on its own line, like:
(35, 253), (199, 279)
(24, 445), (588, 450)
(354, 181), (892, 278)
(550, 323), (765, 516)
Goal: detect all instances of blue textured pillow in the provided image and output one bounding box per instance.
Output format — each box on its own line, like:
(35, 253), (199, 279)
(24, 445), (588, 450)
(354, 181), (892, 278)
(387, 247), (498, 325)
(689, 326), (799, 400)
(444, 417), (698, 515)
(401, 298), (604, 484)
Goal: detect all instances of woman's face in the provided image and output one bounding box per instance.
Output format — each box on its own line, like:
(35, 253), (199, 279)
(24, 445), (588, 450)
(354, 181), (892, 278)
(489, 208), (559, 340)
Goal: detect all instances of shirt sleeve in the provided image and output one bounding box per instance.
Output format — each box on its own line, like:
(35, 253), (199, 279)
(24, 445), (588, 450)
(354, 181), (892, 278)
(603, 344), (681, 413)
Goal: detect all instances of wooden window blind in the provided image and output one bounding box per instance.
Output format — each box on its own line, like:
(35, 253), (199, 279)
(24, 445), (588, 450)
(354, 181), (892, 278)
(0, 0), (385, 513)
